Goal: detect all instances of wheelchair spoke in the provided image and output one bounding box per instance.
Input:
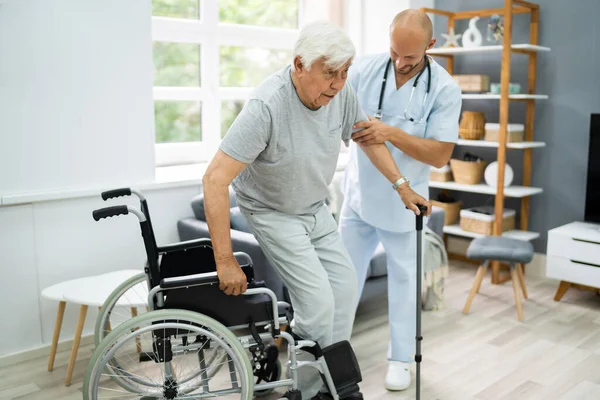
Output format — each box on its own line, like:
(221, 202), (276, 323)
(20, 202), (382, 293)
(88, 312), (252, 399)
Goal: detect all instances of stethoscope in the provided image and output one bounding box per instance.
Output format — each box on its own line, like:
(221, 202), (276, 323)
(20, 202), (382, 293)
(374, 56), (432, 123)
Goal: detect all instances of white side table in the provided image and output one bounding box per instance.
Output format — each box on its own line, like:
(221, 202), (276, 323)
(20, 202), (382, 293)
(546, 221), (600, 300)
(41, 269), (145, 386)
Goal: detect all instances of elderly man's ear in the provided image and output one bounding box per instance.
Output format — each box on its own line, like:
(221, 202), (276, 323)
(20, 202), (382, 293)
(293, 56), (305, 73)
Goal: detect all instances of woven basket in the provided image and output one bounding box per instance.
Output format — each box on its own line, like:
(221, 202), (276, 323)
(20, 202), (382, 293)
(459, 111), (486, 140)
(430, 200), (462, 225)
(460, 207), (516, 235)
(430, 169), (452, 182)
(450, 159), (487, 184)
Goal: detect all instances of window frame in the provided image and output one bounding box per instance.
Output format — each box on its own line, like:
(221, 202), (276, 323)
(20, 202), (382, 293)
(152, 1), (301, 167)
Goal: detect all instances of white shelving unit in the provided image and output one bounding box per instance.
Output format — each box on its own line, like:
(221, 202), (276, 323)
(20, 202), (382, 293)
(456, 139), (546, 149)
(443, 224), (540, 241)
(462, 93), (548, 100)
(427, 44), (550, 101)
(429, 181), (543, 197)
(421, 2), (549, 281)
(427, 43), (550, 55)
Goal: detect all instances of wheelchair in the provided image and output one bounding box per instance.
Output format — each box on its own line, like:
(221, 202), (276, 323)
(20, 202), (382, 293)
(85, 188), (362, 400)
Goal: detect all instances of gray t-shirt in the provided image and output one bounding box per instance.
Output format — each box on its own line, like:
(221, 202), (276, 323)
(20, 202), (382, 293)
(220, 65), (367, 215)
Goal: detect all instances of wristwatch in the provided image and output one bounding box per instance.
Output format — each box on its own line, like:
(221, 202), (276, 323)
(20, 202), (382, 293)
(392, 176), (410, 190)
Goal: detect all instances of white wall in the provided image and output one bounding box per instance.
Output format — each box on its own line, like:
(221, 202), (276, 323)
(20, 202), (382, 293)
(0, 0), (156, 198)
(0, 186), (201, 357)
(0, 0), (203, 358)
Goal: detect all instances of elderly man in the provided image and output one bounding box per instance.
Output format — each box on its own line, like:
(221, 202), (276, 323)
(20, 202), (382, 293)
(339, 9), (462, 391)
(202, 21), (429, 399)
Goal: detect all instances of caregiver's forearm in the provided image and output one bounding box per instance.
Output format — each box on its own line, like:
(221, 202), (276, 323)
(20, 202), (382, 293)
(389, 128), (455, 169)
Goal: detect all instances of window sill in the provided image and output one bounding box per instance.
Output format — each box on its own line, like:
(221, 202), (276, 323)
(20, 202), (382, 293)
(0, 164), (208, 207)
(1, 154), (349, 207)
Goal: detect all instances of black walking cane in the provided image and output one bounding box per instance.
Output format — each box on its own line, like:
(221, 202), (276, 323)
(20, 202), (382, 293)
(409, 204), (428, 400)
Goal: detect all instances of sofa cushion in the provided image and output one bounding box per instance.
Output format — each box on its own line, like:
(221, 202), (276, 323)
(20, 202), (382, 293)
(230, 206), (252, 233)
(368, 243), (388, 278)
(191, 187), (238, 221)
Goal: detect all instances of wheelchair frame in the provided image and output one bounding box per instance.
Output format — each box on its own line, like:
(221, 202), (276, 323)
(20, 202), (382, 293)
(87, 188), (360, 400)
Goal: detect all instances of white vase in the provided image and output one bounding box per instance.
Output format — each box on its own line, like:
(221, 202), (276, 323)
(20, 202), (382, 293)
(462, 17), (483, 48)
(484, 161), (514, 187)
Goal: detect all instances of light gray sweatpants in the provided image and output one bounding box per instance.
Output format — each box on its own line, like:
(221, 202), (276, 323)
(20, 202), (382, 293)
(240, 204), (358, 399)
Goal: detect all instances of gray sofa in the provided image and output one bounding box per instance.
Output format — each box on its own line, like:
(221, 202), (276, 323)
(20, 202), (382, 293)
(177, 188), (445, 304)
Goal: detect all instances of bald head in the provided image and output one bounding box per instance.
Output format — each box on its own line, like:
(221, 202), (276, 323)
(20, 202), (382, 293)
(390, 9), (433, 45)
(388, 9), (435, 77)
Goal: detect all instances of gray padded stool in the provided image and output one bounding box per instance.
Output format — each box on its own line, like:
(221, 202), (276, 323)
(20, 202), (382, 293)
(462, 236), (534, 321)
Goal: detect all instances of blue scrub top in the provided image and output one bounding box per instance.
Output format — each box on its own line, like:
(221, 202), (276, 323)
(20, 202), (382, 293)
(342, 53), (462, 233)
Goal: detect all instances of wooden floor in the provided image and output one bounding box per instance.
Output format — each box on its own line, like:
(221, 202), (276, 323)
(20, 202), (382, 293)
(1, 261), (600, 400)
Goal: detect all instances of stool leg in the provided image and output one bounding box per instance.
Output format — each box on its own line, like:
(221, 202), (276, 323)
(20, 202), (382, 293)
(65, 305), (88, 386)
(463, 263), (488, 314)
(48, 301), (66, 371)
(510, 264), (524, 321)
(475, 261), (490, 293)
(517, 263), (528, 299)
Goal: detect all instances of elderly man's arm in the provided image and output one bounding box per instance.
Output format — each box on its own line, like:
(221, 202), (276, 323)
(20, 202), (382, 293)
(357, 142), (431, 216)
(202, 151), (249, 296)
(203, 99), (271, 296)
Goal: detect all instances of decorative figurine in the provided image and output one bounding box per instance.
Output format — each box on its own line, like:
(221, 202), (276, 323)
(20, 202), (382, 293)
(462, 17), (483, 48)
(487, 14), (504, 43)
(441, 27), (462, 47)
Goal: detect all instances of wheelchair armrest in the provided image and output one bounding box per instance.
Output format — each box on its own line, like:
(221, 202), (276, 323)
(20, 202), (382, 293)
(158, 238), (213, 253)
(233, 251), (253, 268)
(160, 271), (219, 289)
(160, 265), (256, 290)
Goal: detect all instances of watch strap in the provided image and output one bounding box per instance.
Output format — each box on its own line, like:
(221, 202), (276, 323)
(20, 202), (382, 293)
(392, 176), (410, 190)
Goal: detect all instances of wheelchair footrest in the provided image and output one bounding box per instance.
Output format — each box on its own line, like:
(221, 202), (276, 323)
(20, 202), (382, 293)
(321, 340), (362, 397)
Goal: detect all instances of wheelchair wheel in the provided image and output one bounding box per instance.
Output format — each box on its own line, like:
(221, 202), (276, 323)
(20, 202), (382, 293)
(95, 271), (149, 346)
(83, 309), (254, 400)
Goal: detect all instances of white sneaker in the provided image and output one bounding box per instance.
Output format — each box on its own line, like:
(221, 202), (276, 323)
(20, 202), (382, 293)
(385, 361), (411, 391)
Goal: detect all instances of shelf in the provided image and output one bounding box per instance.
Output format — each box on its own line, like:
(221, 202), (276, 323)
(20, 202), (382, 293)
(429, 181), (543, 197)
(443, 224), (540, 241)
(456, 139), (546, 149)
(461, 93), (548, 100)
(427, 44), (551, 55)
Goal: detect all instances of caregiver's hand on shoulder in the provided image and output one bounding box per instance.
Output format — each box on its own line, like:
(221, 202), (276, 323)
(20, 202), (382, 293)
(397, 184), (432, 216)
(352, 116), (392, 145)
(216, 255), (248, 296)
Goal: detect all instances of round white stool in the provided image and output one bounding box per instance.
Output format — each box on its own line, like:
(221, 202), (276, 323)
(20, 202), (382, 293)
(41, 269), (145, 386)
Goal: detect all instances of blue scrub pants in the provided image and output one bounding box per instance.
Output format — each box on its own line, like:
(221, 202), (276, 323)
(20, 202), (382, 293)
(338, 201), (417, 363)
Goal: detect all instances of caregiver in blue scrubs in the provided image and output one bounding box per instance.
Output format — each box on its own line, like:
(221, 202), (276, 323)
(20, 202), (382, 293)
(339, 9), (462, 391)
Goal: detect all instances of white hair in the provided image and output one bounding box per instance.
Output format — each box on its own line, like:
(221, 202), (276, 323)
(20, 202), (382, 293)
(292, 21), (356, 71)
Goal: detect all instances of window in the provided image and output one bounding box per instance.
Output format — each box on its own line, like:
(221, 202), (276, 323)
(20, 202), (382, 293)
(152, 0), (300, 167)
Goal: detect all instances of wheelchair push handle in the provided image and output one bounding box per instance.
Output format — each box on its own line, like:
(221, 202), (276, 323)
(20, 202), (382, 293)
(92, 205), (147, 222)
(101, 187), (147, 201)
(101, 188), (131, 200)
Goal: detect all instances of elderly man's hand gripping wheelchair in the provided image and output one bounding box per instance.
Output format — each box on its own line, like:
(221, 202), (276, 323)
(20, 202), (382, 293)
(84, 188), (362, 400)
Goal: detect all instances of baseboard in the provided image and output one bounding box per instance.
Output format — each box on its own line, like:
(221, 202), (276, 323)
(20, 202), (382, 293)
(0, 334), (94, 368)
(527, 253), (547, 278)
(446, 237), (548, 278)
